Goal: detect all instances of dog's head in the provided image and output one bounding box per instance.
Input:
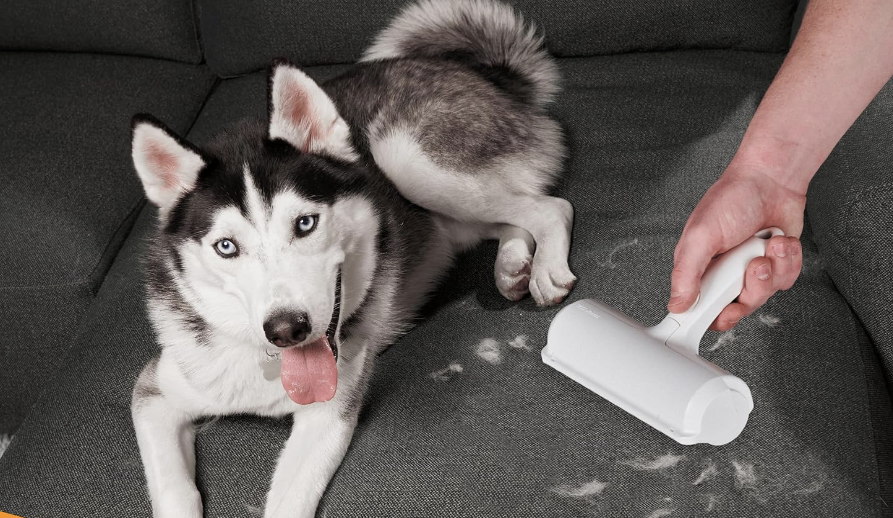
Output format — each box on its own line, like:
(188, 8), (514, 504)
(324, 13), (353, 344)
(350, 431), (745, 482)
(132, 61), (379, 404)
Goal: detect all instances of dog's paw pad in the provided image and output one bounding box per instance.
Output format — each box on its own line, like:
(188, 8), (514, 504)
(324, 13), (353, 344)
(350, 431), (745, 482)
(513, 277), (529, 292)
(497, 273), (530, 301)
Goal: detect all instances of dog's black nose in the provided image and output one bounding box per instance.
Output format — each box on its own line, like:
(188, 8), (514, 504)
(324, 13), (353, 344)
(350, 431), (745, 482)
(263, 312), (311, 347)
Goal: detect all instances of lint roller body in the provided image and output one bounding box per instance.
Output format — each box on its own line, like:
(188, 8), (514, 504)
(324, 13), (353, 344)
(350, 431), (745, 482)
(542, 228), (784, 446)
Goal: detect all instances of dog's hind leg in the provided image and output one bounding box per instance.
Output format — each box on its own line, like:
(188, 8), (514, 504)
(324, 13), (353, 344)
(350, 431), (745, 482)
(372, 131), (574, 305)
(453, 195), (574, 305)
(483, 195), (575, 305)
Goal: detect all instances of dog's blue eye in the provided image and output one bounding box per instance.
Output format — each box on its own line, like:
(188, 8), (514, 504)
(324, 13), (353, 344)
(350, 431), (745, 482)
(214, 239), (238, 257)
(296, 215), (318, 236)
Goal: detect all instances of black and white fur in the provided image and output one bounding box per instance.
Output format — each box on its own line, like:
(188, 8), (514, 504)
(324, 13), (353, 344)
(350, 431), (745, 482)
(131, 1), (574, 516)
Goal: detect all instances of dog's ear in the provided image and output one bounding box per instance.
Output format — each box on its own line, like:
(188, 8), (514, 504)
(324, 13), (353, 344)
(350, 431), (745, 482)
(131, 114), (205, 211)
(268, 60), (358, 162)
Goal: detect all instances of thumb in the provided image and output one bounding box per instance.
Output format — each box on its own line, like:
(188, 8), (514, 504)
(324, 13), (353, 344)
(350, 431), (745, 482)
(668, 226), (722, 313)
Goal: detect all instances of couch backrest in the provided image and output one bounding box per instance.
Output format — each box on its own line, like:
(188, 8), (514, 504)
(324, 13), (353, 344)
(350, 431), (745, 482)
(199, 0), (797, 77)
(0, 0), (202, 63)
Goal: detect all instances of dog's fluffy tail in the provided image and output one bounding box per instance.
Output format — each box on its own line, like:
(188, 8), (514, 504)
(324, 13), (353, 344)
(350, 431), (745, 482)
(361, 0), (559, 107)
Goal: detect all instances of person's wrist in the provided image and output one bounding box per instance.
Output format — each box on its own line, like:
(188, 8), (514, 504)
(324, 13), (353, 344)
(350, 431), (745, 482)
(729, 132), (821, 196)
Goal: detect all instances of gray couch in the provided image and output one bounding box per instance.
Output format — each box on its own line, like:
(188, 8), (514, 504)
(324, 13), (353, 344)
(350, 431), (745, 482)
(1, 0), (891, 516)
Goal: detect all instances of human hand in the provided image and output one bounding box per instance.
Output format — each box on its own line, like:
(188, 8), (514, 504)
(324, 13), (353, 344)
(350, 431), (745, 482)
(668, 163), (807, 331)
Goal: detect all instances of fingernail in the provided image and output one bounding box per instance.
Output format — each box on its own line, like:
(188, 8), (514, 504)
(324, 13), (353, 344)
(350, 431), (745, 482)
(756, 264), (771, 281)
(668, 293), (684, 307)
(791, 243), (801, 256)
(773, 243), (788, 257)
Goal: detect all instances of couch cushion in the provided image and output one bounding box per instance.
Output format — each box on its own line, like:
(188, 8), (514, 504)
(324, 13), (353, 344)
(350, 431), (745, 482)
(0, 0), (202, 63)
(198, 0), (796, 77)
(0, 52), (216, 433)
(805, 77), (893, 504)
(1, 51), (890, 517)
(807, 78), (893, 396)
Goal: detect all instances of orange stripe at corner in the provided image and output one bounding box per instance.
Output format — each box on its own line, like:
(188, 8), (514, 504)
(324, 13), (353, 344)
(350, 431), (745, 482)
(0, 512), (26, 518)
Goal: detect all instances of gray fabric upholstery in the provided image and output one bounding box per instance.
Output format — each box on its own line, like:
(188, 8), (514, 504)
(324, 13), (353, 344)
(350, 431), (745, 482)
(806, 78), (893, 397)
(0, 0), (202, 63)
(0, 52), (216, 434)
(1, 51), (889, 517)
(805, 77), (893, 504)
(198, 0), (796, 76)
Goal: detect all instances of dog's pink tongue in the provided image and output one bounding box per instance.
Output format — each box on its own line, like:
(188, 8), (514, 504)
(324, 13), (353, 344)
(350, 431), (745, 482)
(280, 337), (337, 405)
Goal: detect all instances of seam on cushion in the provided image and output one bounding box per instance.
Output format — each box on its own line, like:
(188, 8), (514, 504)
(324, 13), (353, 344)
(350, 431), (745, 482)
(845, 180), (893, 517)
(856, 316), (893, 518)
(0, 47), (203, 66)
(216, 63), (372, 80)
(184, 76), (223, 136)
(211, 47), (790, 80)
(86, 196), (147, 294)
(188, 0), (205, 65)
(0, 280), (91, 291)
(86, 76), (222, 296)
(839, 286), (887, 517)
(213, 62), (354, 80)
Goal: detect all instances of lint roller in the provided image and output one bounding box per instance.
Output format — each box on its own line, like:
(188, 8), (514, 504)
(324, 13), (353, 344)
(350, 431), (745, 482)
(542, 228), (783, 445)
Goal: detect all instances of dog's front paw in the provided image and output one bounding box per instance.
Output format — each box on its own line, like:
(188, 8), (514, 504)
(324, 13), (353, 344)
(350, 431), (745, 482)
(153, 487), (203, 518)
(529, 260), (576, 306)
(264, 491), (318, 518)
(264, 502), (315, 518)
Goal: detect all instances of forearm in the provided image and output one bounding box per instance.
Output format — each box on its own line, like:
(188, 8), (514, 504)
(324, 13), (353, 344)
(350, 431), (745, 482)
(731, 0), (893, 194)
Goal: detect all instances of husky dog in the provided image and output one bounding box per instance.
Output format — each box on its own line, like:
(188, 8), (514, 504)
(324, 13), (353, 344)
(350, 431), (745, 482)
(130, 0), (574, 516)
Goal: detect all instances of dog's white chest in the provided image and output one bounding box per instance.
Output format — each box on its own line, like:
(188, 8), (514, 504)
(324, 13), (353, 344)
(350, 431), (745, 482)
(159, 341), (296, 417)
